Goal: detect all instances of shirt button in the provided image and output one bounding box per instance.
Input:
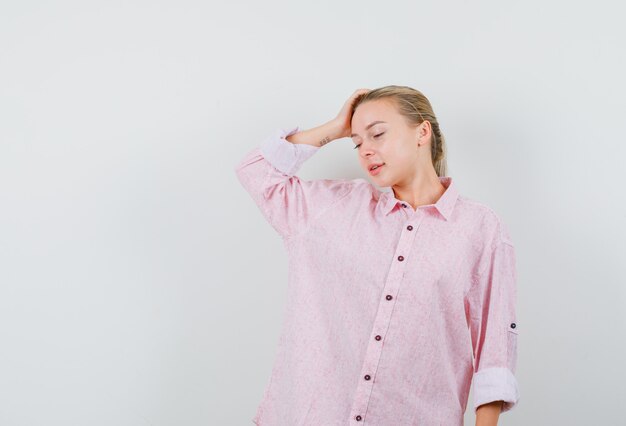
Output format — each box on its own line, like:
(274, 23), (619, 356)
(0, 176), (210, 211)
(364, 374), (371, 380)
(511, 322), (516, 329)
(398, 255), (404, 261)
(407, 225), (413, 231)
(355, 415), (362, 421)
(375, 335), (382, 341)
(402, 203), (407, 208)
(386, 295), (392, 300)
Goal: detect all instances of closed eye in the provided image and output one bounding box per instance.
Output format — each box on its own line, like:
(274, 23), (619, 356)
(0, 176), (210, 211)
(353, 132), (384, 149)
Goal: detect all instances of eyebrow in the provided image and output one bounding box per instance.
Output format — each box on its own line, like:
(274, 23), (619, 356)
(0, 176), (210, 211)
(350, 121), (386, 138)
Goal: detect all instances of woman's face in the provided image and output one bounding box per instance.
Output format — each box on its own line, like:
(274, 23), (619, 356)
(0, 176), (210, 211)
(351, 99), (424, 187)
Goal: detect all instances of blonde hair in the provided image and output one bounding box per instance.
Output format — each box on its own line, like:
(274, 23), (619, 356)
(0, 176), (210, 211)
(351, 85), (448, 177)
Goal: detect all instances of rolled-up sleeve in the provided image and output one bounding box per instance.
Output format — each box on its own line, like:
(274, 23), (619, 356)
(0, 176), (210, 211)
(466, 223), (520, 413)
(234, 126), (354, 240)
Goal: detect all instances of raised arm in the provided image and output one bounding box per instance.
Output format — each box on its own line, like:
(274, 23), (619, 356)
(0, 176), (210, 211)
(233, 89), (370, 240)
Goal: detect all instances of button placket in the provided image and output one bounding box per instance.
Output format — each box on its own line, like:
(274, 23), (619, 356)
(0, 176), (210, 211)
(349, 216), (422, 424)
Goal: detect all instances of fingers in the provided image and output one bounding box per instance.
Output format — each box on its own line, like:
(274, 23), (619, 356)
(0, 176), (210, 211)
(336, 89), (371, 128)
(350, 88), (370, 105)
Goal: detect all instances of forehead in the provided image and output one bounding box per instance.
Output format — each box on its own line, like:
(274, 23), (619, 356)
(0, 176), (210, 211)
(351, 99), (399, 129)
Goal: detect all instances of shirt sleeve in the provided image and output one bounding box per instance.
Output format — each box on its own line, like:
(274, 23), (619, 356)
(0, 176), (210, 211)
(465, 221), (520, 414)
(233, 125), (355, 240)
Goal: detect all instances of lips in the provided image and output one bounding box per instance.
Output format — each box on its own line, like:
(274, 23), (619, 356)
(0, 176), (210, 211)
(368, 163), (385, 176)
(369, 163), (385, 171)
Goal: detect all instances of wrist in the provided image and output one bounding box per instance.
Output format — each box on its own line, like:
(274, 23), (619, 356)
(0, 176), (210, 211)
(322, 119), (344, 141)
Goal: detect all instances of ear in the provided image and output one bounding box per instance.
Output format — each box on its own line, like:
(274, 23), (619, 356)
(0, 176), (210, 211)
(416, 121), (432, 144)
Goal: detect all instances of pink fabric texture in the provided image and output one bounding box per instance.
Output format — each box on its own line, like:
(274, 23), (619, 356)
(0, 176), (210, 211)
(234, 126), (520, 425)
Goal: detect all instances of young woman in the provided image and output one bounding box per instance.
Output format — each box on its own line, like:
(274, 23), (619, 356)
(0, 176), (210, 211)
(234, 85), (519, 426)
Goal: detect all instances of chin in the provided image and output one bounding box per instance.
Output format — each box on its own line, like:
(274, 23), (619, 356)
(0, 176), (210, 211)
(371, 176), (388, 185)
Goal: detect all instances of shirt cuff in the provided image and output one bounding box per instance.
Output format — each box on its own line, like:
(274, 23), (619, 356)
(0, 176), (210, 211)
(259, 126), (320, 176)
(472, 366), (520, 413)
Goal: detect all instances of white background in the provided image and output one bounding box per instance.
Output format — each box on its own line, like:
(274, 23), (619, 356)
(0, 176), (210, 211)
(1, 1), (625, 425)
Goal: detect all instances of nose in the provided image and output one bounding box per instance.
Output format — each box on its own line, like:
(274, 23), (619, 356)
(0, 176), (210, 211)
(359, 145), (376, 159)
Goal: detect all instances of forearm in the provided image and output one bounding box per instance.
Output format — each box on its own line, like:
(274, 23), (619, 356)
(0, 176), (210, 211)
(285, 120), (342, 147)
(475, 400), (503, 426)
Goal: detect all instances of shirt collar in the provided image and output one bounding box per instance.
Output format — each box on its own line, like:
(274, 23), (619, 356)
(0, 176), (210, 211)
(379, 176), (459, 220)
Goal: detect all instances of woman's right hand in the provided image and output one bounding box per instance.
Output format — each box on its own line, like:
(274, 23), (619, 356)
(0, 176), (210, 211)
(331, 88), (370, 140)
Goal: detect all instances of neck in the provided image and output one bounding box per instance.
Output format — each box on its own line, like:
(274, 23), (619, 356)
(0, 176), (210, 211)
(391, 174), (447, 210)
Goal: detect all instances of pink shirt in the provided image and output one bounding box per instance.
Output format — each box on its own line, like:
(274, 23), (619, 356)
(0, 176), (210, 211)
(234, 126), (520, 425)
